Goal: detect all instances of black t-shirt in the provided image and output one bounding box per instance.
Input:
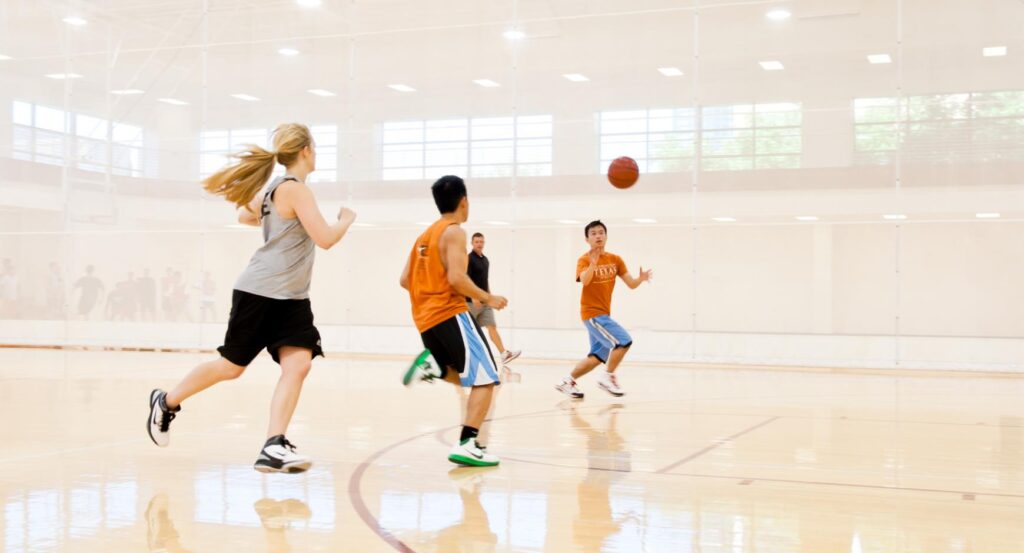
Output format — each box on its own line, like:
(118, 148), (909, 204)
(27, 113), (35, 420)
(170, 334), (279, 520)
(466, 251), (489, 300)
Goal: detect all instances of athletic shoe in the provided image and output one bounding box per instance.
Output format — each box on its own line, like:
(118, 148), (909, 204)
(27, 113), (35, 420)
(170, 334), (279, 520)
(448, 438), (500, 467)
(555, 377), (584, 399)
(403, 349), (442, 387)
(500, 349), (522, 365)
(254, 435), (312, 474)
(147, 389), (180, 447)
(598, 373), (625, 397)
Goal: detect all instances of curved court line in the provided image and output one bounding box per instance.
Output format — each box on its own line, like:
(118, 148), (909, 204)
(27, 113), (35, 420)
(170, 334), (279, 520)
(347, 404), (590, 552)
(347, 429), (435, 553)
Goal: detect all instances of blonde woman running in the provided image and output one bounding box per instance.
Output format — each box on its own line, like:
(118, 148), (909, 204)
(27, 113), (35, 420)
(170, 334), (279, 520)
(146, 123), (356, 473)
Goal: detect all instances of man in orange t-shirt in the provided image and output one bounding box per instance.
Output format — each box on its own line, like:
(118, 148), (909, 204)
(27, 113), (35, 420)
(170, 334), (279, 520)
(399, 175), (509, 467)
(556, 220), (652, 399)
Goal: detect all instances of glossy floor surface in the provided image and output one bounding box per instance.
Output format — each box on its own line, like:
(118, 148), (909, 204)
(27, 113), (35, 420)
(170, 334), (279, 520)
(1, 348), (1022, 552)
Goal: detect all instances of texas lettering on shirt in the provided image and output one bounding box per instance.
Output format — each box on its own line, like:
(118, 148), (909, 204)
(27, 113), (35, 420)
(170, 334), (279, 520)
(576, 252), (628, 320)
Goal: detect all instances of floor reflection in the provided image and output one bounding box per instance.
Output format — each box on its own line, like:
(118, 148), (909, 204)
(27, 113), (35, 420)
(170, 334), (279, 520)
(145, 494), (192, 553)
(569, 403), (631, 553)
(253, 497), (313, 552)
(433, 467), (501, 552)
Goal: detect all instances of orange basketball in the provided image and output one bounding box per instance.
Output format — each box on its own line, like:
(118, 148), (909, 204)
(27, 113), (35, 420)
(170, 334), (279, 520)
(607, 156), (639, 189)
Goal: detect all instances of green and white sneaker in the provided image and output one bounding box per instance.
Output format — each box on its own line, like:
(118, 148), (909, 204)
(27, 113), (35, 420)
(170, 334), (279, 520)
(403, 349), (441, 387)
(448, 438), (500, 467)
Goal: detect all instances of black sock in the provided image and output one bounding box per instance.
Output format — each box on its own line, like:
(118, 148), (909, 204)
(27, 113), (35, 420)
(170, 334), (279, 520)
(459, 426), (479, 444)
(160, 395), (180, 413)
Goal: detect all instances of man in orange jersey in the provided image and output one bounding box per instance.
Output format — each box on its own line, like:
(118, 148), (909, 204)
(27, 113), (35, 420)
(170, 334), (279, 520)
(400, 175), (509, 467)
(556, 220), (652, 399)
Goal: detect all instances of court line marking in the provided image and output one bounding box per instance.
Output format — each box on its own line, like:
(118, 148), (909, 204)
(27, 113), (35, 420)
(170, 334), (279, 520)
(656, 416), (781, 474)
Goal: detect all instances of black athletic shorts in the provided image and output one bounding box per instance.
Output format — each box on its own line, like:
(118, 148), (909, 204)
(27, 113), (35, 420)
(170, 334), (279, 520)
(217, 289), (324, 366)
(420, 312), (500, 387)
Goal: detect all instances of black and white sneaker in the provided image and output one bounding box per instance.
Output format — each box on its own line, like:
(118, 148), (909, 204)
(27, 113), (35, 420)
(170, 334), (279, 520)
(254, 435), (312, 474)
(147, 389), (180, 447)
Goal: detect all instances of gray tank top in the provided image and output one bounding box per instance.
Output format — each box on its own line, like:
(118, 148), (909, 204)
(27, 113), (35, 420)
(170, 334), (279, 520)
(234, 176), (315, 300)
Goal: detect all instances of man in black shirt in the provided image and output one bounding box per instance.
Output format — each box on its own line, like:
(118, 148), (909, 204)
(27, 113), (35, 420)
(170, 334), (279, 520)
(467, 232), (521, 365)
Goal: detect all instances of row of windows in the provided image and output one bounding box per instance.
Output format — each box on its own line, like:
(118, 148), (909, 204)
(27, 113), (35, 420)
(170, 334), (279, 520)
(12, 101), (147, 177)
(853, 91), (1024, 164)
(199, 126), (338, 183)
(14, 91), (1024, 182)
(598, 103), (802, 173)
(381, 116), (553, 180)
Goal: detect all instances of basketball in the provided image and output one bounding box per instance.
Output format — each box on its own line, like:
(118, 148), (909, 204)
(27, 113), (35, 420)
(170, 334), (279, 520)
(607, 156), (639, 189)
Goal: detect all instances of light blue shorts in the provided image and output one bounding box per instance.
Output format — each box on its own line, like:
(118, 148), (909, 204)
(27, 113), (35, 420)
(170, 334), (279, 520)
(585, 315), (633, 364)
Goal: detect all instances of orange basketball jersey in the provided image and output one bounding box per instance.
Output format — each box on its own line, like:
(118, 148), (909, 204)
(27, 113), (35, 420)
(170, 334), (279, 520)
(407, 219), (469, 332)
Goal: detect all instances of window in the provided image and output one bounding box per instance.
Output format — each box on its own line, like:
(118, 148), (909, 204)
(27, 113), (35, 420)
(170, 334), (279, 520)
(701, 102), (802, 171)
(11, 101), (147, 176)
(199, 125), (338, 183)
(599, 109), (696, 173)
(854, 90), (1024, 164)
(599, 103), (801, 173)
(381, 115), (552, 180)
(200, 128), (267, 178)
(309, 125), (338, 183)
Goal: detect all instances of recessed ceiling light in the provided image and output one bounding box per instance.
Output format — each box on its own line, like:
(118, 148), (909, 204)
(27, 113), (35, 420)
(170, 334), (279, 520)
(0, 54), (11, 61)
(633, 218), (658, 224)
(765, 8), (791, 21)
(503, 29), (525, 41)
(759, 60), (784, 71)
(983, 46), (1007, 57)
(867, 54), (892, 64)
(158, 98), (188, 106)
(473, 79), (500, 88)
(657, 67), (683, 77)
(307, 88), (336, 97)
(975, 212), (1001, 219)
(45, 73), (83, 80)
(563, 73), (589, 82)
(486, 220), (510, 225)
(556, 219), (581, 224)
(110, 89), (144, 95)
(883, 214), (906, 220)
(712, 217), (737, 222)
(62, 16), (87, 26)
(795, 216), (819, 221)
(278, 47), (300, 56)
(388, 84), (416, 92)
(296, 0), (322, 7)
(231, 93), (260, 101)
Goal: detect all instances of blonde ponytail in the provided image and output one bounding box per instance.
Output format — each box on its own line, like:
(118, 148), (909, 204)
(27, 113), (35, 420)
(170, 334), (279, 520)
(202, 123), (313, 209)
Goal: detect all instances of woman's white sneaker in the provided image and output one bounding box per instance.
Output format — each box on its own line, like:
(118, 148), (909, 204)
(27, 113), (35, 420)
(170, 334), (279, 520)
(147, 389), (180, 447)
(254, 435), (312, 473)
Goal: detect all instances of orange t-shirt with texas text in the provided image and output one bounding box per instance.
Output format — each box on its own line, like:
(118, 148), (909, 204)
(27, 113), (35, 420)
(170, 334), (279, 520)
(576, 252), (628, 321)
